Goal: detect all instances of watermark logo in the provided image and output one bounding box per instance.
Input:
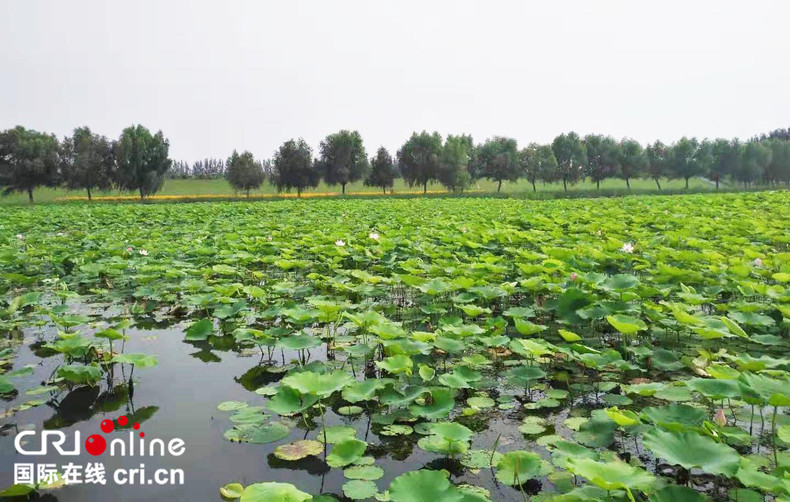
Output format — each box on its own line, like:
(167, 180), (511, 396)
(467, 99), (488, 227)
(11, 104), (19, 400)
(13, 415), (185, 486)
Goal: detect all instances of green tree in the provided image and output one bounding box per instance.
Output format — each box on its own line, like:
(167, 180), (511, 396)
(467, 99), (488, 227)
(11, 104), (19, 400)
(668, 137), (711, 189)
(60, 127), (115, 200)
(319, 130), (369, 195)
(584, 135), (620, 189)
(365, 147), (396, 194)
(764, 139), (790, 185)
(272, 138), (320, 197)
(552, 132), (587, 191)
(645, 140), (668, 190)
(0, 126), (60, 203)
(478, 137), (520, 192)
(114, 125), (171, 199)
(437, 135), (472, 192)
(737, 141), (772, 186)
(521, 143), (557, 192)
(226, 150), (265, 197)
(397, 131), (443, 194)
(709, 139), (740, 190)
(618, 139), (647, 189)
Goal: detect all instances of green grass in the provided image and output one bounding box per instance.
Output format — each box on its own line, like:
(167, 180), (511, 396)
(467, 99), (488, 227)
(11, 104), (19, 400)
(0, 177), (720, 204)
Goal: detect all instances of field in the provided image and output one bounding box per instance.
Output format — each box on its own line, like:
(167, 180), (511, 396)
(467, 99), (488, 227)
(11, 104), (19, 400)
(1, 191), (789, 501)
(0, 177), (719, 204)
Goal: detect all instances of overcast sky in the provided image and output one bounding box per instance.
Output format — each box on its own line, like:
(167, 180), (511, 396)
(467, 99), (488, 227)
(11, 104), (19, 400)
(1, 1), (788, 162)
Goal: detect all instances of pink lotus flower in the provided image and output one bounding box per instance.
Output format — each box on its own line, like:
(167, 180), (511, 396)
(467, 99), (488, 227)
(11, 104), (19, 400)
(621, 242), (635, 253)
(126, 247), (133, 252)
(369, 232), (380, 241)
(714, 409), (727, 427)
(570, 272), (578, 281)
(753, 258), (762, 267)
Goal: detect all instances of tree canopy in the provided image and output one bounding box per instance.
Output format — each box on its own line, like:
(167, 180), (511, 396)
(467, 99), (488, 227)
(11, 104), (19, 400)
(0, 126), (60, 202)
(226, 150), (265, 197)
(478, 137), (520, 192)
(114, 124), (171, 199)
(319, 130), (369, 194)
(60, 127), (115, 200)
(272, 139), (320, 196)
(397, 131), (443, 194)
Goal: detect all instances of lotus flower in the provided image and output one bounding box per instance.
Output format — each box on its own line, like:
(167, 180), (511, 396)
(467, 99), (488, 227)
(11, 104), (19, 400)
(369, 232), (379, 240)
(267, 235), (273, 241)
(335, 240), (345, 247)
(714, 409), (727, 427)
(621, 242), (635, 253)
(596, 229), (602, 236)
(753, 258), (762, 267)
(139, 249), (148, 256)
(570, 272), (578, 281)
(126, 246), (133, 252)
(16, 234), (24, 240)
(461, 227), (467, 234)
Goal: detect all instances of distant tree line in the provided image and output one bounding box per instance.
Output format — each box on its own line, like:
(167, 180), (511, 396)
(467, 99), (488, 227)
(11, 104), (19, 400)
(1, 124), (788, 202)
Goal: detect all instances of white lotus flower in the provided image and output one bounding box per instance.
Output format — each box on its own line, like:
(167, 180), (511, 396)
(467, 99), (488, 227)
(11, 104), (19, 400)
(753, 258), (762, 267)
(139, 249), (149, 256)
(369, 232), (379, 241)
(16, 234), (24, 240)
(621, 242), (635, 253)
(267, 235), (273, 241)
(335, 240), (345, 247)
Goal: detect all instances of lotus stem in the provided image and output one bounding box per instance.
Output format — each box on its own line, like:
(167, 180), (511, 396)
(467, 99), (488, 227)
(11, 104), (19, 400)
(772, 406), (779, 467)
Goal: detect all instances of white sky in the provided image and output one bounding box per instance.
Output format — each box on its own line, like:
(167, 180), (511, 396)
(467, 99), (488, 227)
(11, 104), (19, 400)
(1, 0), (788, 163)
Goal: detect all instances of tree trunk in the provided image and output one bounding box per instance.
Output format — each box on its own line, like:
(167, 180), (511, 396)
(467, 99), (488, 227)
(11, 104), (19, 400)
(563, 178), (568, 192)
(685, 177), (689, 189)
(654, 178), (662, 190)
(596, 179), (600, 190)
(246, 188), (250, 198)
(297, 186), (302, 198)
(423, 181), (427, 194)
(531, 181), (536, 192)
(342, 183), (346, 195)
(715, 178), (719, 190)
(27, 188), (33, 203)
(382, 187), (386, 195)
(497, 179), (502, 193)
(87, 187), (92, 201)
(139, 188), (144, 200)
(625, 178), (630, 189)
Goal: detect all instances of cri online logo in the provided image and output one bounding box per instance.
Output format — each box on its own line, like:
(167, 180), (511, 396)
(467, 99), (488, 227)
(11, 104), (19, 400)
(15, 416), (185, 457)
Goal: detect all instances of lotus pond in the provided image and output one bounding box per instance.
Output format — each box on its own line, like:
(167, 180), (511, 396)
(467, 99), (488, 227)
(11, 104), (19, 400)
(1, 191), (789, 502)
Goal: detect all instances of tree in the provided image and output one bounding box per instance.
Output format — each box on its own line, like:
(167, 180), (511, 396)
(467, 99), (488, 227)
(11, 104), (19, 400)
(737, 141), (771, 187)
(114, 125), (171, 199)
(618, 139), (647, 189)
(272, 138), (320, 197)
(645, 141), (668, 190)
(764, 139), (790, 185)
(477, 137), (520, 192)
(552, 132), (587, 191)
(584, 135), (620, 189)
(365, 147), (396, 194)
(709, 139), (740, 190)
(0, 126), (59, 203)
(167, 160), (191, 179)
(319, 130), (368, 195)
(437, 135), (472, 192)
(60, 127), (115, 200)
(226, 150), (265, 197)
(192, 158), (225, 179)
(397, 131), (442, 194)
(521, 143), (558, 192)
(668, 137), (711, 189)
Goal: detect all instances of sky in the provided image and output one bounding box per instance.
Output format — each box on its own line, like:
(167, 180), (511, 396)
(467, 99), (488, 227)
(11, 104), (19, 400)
(1, 0), (788, 163)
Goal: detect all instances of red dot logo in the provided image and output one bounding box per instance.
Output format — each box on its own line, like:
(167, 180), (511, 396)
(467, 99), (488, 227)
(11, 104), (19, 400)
(139, 432), (145, 438)
(100, 419), (114, 433)
(118, 415), (128, 426)
(132, 422), (140, 430)
(85, 434), (106, 456)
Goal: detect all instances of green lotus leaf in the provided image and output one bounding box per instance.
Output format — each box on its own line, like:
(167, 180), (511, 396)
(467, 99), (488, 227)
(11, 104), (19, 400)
(686, 378), (741, 399)
(240, 482), (311, 502)
(342, 379), (387, 403)
(220, 482), (245, 500)
(379, 424), (413, 437)
(419, 365), (436, 381)
(388, 469), (462, 502)
(344, 465), (384, 481)
(640, 404), (706, 431)
(218, 401), (249, 412)
(495, 450), (543, 486)
(410, 388), (455, 419)
(111, 353), (158, 368)
(343, 479), (378, 500)
(648, 485), (710, 502)
(460, 450), (503, 469)
(604, 407), (640, 427)
(317, 425), (357, 444)
(376, 355), (413, 375)
(558, 329), (582, 342)
(642, 428), (740, 476)
(567, 457), (655, 501)
(738, 373), (790, 406)
(514, 318), (547, 336)
(606, 314), (647, 336)
(326, 438), (367, 468)
(467, 396), (495, 409)
(185, 318), (214, 341)
(225, 422), (290, 444)
(274, 440), (324, 461)
(57, 364), (103, 384)
(277, 334), (322, 350)
(417, 435), (469, 455)
(266, 386), (320, 416)
(281, 370), (354, 398)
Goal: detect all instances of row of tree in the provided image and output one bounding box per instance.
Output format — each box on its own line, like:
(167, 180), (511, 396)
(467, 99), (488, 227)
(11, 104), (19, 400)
(1, 125), (788, 201)
(0, 125), (170, 201)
